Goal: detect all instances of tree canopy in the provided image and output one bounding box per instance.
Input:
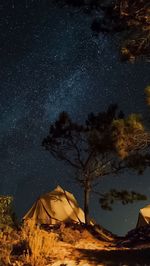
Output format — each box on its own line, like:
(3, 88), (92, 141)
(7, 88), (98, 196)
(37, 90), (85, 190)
(114, 0), (150, 61)
(56, 0), (150, 61)
(8, 0), (150, 61)
(91, 0), (150, 61)
(42, 105), (150, 224)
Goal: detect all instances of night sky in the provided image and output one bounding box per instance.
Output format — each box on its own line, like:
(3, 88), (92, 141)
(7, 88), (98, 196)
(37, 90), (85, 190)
(1, 0), (150, 235)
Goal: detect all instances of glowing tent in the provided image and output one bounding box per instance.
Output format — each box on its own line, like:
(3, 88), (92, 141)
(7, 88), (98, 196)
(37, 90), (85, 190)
(23, 186), (85, 224)
(137, 205), (150, 228)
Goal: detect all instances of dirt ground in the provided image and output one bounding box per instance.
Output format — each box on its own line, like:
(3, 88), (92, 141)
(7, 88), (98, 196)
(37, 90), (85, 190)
(1, 223), (150, 266)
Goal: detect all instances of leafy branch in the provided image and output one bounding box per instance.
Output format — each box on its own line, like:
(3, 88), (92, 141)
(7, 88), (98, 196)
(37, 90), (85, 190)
(98, 189), (147, 211)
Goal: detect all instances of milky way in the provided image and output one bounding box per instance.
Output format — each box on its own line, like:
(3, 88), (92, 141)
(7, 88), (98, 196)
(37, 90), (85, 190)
(0, 1), (150, 234)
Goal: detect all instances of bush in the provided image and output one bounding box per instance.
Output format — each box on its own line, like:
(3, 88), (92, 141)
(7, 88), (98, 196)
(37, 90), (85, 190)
(0, 195), (16, 228)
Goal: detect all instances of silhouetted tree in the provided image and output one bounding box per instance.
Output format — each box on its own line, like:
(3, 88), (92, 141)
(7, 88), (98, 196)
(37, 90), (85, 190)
(42, 105), (150, 224)
(99, 189), (147, 211)
(57, 0), (150, 61)
(90, 0), (150, 61)
(8, 0), (150, 60)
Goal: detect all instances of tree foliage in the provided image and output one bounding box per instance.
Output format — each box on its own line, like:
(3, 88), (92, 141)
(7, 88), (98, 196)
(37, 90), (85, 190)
(91, 0), (150, 61)
(9, 0), (150, 61)
(114, 0), (150, 61)
(55, 0), (150, 61)
(99, 189), (147, 211)
(42, 105), (150, 224)
(112, 114), (148, 158)
(0, 196), (15, 228)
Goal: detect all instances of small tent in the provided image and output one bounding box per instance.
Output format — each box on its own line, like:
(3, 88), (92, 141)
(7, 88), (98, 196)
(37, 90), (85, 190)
(23, 186), (85, 224)
(136, 205), (150, 228)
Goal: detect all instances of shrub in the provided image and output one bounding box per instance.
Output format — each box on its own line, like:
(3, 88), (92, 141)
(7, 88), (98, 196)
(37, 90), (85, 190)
(0, 195), (16, 228)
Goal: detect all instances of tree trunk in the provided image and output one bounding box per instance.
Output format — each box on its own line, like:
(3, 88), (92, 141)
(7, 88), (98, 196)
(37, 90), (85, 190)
(84, 179), (91, 225)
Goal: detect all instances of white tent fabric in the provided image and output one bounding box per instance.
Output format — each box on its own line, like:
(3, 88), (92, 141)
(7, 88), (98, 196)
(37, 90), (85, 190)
(23, 186), (85, 224)
(137, 205), (150, 228)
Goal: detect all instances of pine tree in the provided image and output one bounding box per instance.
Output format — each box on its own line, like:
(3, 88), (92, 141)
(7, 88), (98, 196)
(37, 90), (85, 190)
(42, 105), (150, 224)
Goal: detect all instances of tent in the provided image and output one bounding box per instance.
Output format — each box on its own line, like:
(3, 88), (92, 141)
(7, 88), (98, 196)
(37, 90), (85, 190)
(23, 186), (85, 224)
(136, 205), (150, 228)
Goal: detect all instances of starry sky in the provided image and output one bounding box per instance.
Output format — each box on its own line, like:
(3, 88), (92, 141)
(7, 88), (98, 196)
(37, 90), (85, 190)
(1, 0), (150, 235)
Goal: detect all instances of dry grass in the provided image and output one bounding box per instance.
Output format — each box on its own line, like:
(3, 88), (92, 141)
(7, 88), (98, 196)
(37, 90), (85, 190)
(0, 226), (18, 265)
(0, 221), (117, 266)
(1, 221), (150, 266)
(0, 220), (59, 265)
(21, 219), (58, 265)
